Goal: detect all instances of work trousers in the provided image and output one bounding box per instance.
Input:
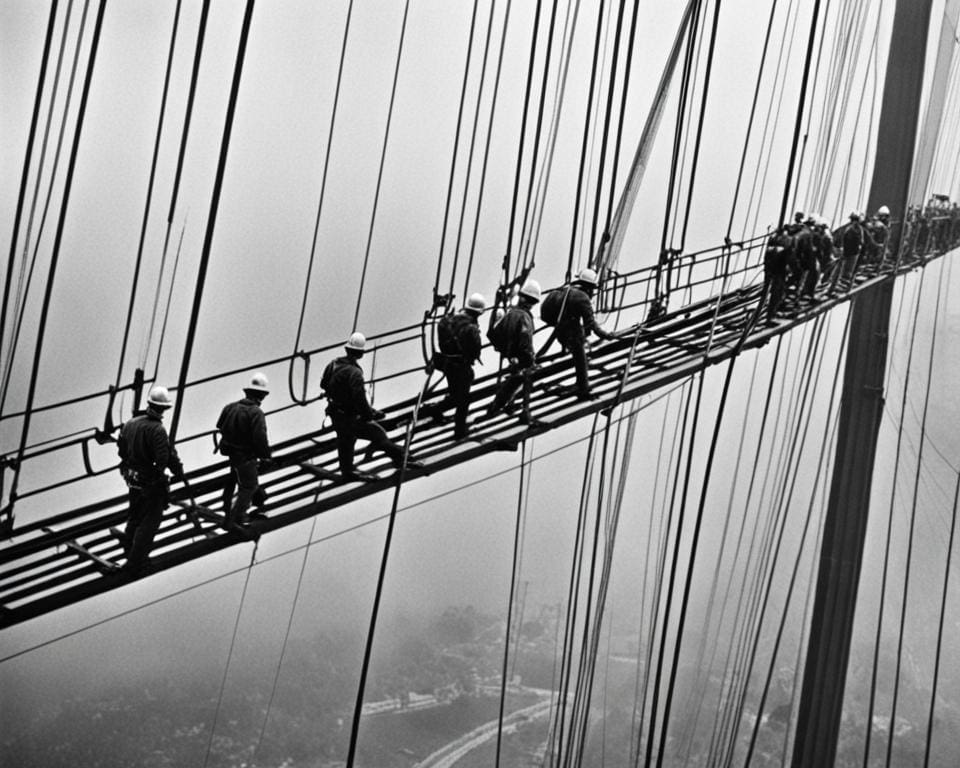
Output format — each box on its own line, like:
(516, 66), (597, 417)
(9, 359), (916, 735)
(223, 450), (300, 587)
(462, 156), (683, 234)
(330, 413), (404, 473)
(124, 482), (168, 570)
(224, 456), (262, 524)
(764, 272), (787, 321)
(556, 324), (590, 396)
(435, 361), (474, 437)
(489, 362), (534, 420)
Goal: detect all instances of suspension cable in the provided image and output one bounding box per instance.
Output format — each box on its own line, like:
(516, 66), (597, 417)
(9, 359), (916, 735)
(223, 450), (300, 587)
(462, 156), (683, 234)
(495, 439), (528, 766)
(112, 0), (183, 395)
(169, 0), (256, 441)
(292, 0), (354, 353)
(0, 0), (59, 412)
(351, 0), (411, 333)
(3, 0), (107, 529)
(201, 542), (259, 768)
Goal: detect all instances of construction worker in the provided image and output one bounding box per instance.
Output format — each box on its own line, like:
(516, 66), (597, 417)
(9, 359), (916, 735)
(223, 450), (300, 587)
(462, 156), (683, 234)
(321, 332), (424, 480)
(795, 216), (821, 303)
(217, 372), (272, 530)
(423, 292), (487, 440)
(865, 204), (891, 270)
(486, 278), (541, 424)
(540, 267), (615, 400)
(115, 385), (185, 574)
(830, 211), (867, 293)
(763, 226), (793, 326)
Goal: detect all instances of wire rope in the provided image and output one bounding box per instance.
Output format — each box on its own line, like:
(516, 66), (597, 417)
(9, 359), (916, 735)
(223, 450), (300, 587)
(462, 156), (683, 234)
(884, 259), (947, 768)
(862, 267), (928, 765)
(350, 0), (411, 333)
(0, 0), (59, 410)
(112, 0), (183, 396)
(460, 0), (516, 301)
(0, 0), (84, 416)
(201, 542), (259, 768)
(495, 439), (529, 766)
(3, 0), (107, 528)
(169, 0), (256, 440)
(291, 0), (354, 354)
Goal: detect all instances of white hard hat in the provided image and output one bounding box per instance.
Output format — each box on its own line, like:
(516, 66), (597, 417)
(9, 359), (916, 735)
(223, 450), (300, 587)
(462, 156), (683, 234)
(465, 293), (488, 313)
(519, 278), (541, 302)
(246, 372), (270, 394)
(575, 267), (599, 287)
(877, 205), (890, 217)
(346, 332), (366, 352)
(147, 385), (173, 409)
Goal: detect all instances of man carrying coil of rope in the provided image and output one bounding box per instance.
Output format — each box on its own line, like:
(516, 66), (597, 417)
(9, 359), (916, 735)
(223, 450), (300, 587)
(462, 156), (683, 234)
(539, 267), (616, 401)
(217, 373), (273, 532)
(423, 292), (488, 440)
(485, 278), (542, 425)
(115, 385), (185, 575)
(322, 333), (424, 481)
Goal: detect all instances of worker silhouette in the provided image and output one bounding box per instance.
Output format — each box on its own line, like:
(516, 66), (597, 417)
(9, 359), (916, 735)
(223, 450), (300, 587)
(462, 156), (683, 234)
(539, 267), (615, 400)
(423, 292), (487, 440)
(115, 386), (185, 574)
(217, 372), (273, 531)
(322, 332), (424, 480)
(486, 278), (541, 425)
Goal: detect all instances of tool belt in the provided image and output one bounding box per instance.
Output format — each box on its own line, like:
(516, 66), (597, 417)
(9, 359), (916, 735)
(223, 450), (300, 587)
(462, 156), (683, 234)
(121, 464), (168, 494)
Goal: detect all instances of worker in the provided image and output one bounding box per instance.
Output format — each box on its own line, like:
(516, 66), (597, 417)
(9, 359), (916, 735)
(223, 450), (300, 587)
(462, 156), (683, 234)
(217, 372), (273, 531)
(864, 204), (891, 271)
(486, 278), (541, 424)
(830, 211), (866, 293)
(540, 267), (615, 400)
(795, 216), (821, 303)
(423, 292), (487, 440)
(763, 226), (793, 326)
(115, 385), (185, 574)
(321, 332), (424, 480)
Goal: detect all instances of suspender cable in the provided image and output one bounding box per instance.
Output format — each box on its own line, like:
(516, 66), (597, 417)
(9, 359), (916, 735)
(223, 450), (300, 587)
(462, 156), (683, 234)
(344, 375), (431, 767)
(564, 0), (606, 283)
(3, 0), (106, 532)
(461, 0), (515, 301)
(113, 0), (183, 393)
(292, 0), (353, 352)
(0, 0), (74, 415)
(148, 218), (186, 383)
(777, 0), (822, 228)
(676, 0), (723, 249)
(351, 0), (411, 332)
(431, 0), (480, 298)
(586, 0), (627, 257)
(495, 441), (528, 767)
(884, 263), (946, 768)
(862, 267), (927, 766)
(169, 0), (256, 441)
(503, 0), (544, 283)
(724, 0), (780, 239)
(165, 0), (210, 252)
(516, 0), (562, 279)
(201, 543), (259, 768)
(0, 0), (59, 417)
(449, 0), (499, 303)
(924, 468), (960, 767)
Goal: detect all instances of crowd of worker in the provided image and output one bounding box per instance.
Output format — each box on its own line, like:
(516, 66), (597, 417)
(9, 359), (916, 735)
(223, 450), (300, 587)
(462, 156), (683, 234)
(115, 197), (960, 575)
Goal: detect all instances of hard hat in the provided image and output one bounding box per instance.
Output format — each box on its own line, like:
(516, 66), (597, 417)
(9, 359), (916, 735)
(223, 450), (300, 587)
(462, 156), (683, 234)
(849, 211), (861, 221)
(794, 210), (805, 221)
(575, 267), (599, 287)
(465, 292), (487, 313)
(147, 385), (173, 409)
(877, 205), (890, 217)
(345, 331), (366, 352)
(518, 278), (541, 302)
(245, 372), (270, 394)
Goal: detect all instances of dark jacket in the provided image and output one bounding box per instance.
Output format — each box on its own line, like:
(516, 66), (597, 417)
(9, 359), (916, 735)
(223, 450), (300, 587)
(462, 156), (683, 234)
(118, 411), (183, 481)
(438, 311), (483, 363)
(217, 397), (271, 459)
(498, 305), (536, 368)
(764, 231), (793, 276)
(321, 356), (376, 420)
